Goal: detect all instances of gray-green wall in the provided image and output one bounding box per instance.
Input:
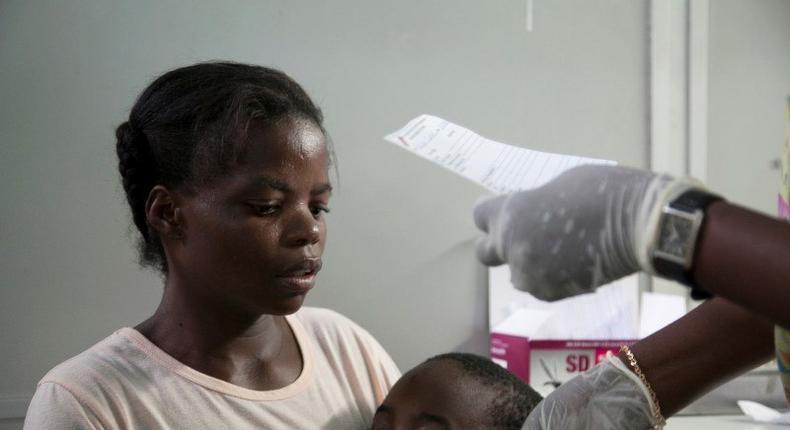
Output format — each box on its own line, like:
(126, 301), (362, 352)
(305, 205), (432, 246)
(2, 1), (787, 428)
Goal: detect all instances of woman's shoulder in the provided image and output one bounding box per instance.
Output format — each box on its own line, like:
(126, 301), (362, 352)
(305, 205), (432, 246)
(26, 329), (154, 428)
(37, 329), (151, 394)
(292, 307), (401, 402)
(292, 307), (389, 355)
(292, 306), (397, 366)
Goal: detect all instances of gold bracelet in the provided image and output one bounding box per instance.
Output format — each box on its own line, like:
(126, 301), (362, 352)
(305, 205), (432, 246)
(619, 345), (666, 429)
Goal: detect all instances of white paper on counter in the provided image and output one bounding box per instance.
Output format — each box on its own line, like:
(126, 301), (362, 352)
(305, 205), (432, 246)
(492, 307), (554, 337)
(384, 114), (615, 194)
(638, 292), (687, 338)
(737, 400), (790, 425)
(489, 266), (640, 340)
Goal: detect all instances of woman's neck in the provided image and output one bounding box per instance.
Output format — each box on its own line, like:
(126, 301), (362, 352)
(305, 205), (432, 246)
(135, 278), (303, 390)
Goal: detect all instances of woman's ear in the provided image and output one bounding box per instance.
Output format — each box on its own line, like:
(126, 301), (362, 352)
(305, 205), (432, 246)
(145, 185), (184, 240)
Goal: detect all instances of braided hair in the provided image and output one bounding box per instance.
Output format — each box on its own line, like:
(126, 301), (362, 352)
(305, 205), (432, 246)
(115, 61), (325, 272)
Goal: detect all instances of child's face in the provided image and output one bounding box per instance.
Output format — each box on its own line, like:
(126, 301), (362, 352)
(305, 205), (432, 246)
(372, 360), (496, 430)
(172, 116), (331, 315)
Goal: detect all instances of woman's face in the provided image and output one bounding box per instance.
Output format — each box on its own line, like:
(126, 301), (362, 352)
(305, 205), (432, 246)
(172, 116), (331, 316)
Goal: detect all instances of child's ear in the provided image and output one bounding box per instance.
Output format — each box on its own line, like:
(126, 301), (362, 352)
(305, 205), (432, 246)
(145, 185), (184, 240)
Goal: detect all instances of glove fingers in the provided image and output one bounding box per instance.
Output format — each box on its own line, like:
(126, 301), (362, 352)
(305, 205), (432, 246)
(510, 266), (577, 301)
(475, 236), (505, 266)
(472, 194), (506, 233)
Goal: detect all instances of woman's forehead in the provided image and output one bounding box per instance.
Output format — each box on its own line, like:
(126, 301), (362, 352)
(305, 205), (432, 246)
(196, 124), (329, 195)
(244, 116), (326, 161)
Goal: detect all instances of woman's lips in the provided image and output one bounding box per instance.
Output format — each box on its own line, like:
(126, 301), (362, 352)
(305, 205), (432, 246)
(276, 259), (322, 293)
(276, 272), (317, 293)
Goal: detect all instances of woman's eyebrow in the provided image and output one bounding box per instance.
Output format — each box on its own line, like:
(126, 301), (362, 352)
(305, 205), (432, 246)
(255, 176), (290, 192)
(250, 177), (331, 195)
(312, 183), (333, 195)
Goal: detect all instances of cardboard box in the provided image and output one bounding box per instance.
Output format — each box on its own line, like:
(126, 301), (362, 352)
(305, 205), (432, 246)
(490, 334), (635, 397)
(488, 266), (645, 395)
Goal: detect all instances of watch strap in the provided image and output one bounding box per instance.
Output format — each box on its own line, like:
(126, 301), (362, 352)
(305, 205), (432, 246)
(652, 189), (723, 299)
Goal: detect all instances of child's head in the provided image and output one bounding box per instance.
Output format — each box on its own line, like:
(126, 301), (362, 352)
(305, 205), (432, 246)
(116, 62), (332, 314)
(373, 353), (542, 430)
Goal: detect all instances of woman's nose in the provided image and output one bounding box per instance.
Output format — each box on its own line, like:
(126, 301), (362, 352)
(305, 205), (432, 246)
(282, 207), (321, 247)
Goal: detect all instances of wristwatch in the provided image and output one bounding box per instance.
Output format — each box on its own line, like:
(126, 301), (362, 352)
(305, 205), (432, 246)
(651, 189), (722, 300)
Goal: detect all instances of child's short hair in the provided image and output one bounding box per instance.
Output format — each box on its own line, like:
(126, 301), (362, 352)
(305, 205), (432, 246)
(424, 353), (542, 429)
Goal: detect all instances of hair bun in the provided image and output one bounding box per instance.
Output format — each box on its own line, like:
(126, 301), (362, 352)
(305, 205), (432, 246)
(116, 121), (138, 143)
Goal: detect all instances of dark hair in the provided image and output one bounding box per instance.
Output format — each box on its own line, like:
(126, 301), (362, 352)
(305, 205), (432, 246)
(115, 61), (326, 272)
(424, 353), (543, 429)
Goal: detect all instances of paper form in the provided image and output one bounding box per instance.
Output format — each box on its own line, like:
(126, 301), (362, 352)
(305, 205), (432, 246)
(384, 114), (615, 194)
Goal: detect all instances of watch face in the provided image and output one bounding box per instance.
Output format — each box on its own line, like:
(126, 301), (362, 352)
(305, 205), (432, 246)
(658, 214), (694, 258)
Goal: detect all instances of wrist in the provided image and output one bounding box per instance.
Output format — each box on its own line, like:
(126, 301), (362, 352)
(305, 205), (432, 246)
(634, 175), (702, 274)
(612, 348), (666, 428)
(647, 188), (723, 298)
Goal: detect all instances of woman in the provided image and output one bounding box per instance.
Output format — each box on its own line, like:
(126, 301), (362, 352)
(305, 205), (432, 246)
(24, 62), (400, 429)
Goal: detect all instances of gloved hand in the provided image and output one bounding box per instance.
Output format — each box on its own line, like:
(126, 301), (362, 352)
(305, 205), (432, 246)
(522, 353), (662, 430)
(474, 164), (697, 301)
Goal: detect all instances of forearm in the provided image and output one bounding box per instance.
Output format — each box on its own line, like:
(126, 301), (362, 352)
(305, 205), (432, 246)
(621, 297), (774, 417)
(692, 201), (790, 329)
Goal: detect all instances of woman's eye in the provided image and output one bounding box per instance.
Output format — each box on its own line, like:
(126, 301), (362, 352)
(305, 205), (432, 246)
(250, 203), (280, 216)
(311, 206), (330, 218)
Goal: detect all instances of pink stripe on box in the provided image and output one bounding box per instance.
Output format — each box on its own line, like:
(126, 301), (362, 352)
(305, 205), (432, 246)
(529, 340), (636, 349)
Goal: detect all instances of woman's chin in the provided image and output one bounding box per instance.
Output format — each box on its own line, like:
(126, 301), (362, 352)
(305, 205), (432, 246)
(264, 295), (308, 316)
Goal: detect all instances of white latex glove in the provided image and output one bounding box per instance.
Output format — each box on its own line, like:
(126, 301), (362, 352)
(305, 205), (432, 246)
(522, 353), (663, 430)
(474, 164), (697, 301)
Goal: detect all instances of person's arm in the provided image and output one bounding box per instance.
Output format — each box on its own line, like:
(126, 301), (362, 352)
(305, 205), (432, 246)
(524, 296), (775, 428)
(622, 296), (775, 417)
(692, 201), (790, 329)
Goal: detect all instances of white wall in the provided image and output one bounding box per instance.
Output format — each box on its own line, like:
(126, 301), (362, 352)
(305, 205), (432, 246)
(707, 0), (790, 215)
(0, 0), (650, 424)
